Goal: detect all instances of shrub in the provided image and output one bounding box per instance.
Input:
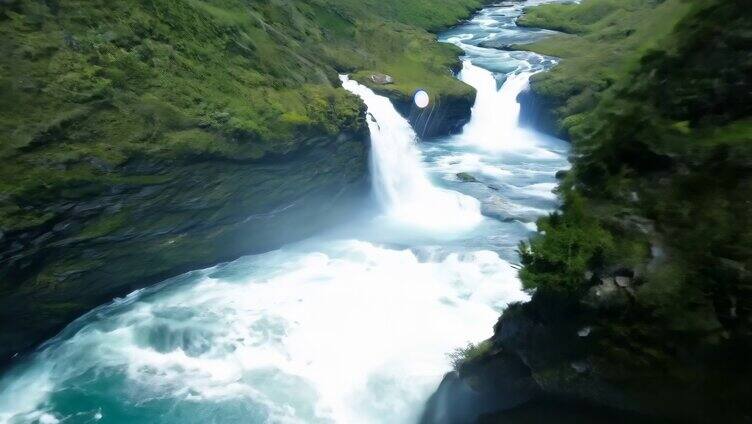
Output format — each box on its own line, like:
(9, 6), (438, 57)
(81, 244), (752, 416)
(518, 192), (614, 295)
(448, 340), (493, 371)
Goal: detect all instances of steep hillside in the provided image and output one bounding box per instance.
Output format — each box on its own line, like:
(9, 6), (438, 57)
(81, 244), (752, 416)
(0, 0), (487, 363)
(427, 0), (752, 422)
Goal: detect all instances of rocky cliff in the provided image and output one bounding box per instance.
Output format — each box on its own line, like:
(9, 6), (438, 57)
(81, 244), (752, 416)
(381, 87), (475, 139)
(423, 0), (752, 422)
(356, 64), (477, 139)
(0, 129), (369, 364)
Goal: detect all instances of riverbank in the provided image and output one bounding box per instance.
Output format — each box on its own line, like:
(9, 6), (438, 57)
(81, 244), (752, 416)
(427, 0), (752, 421)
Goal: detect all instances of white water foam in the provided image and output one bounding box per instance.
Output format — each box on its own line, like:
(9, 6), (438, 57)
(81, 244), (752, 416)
(339, 75), (482, 233)
(0, 241), (527, 424)
(458, 60), (530, 150)
(456, 61), (561, 163)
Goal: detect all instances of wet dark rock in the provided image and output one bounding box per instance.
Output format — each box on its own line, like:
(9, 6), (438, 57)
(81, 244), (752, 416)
(52, 221), (72, 233)
(517, 86), (565, 140)
(555, 169), (569, 179)
(610, 214), (655, 235)
(372, 86), (476, 139)
(31, 232), (54, 246)
(477, 40), (515, 51)
(422, 270), (748, 423)
(421, 352), (540, 424)
(476, 396), (667, 424)
(456, 172), (478, 182)
(71, 200), (107, 216)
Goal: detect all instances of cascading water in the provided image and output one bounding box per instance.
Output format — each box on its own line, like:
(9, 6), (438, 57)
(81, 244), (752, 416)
(339, 76), (481, 233)
(459, 60), (532, 151)
(0, 3), (570, 424)
(449, 60), (563, 162)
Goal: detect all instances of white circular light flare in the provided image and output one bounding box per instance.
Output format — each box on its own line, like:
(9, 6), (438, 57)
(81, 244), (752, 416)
(414, 90), (429, 109)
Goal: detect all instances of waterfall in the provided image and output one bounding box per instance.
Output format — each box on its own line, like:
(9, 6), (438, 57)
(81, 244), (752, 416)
(339, 75), (482, 232)
(457, 60), (532, 151)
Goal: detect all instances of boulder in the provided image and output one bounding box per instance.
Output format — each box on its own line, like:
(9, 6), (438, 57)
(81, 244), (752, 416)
(369, 73), (394, 84)
(421, 351), (540, 424)
(477, 40), (515, 51)
(614, 276), (632, 288)
(582, 277), (630, 310)
(372, 83), (476, 138)
(456, 172), (478, 182)
(481, 196), (516, 222)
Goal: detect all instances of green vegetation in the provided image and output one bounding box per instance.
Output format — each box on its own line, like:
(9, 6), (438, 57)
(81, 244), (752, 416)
(0, 0), (486, 234)
(519, 0), (752, 313)
(519, 192), (616, 295)
(448, 340), (492, 370)
(507, 0), (752, 417)
(517, 0), (693, 138)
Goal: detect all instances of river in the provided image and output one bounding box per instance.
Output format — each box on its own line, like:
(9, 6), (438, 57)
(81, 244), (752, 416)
(0, 2), (568, 423)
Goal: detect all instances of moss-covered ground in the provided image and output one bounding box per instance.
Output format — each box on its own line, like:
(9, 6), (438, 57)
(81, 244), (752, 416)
(0, 0), (487, 234)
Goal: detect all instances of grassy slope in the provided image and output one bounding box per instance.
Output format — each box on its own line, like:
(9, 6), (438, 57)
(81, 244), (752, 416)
(0, 0), (489, 360)
(0, 0), (485, 234)
(517, 0), (693, 137)
(504, 0), (752, 417)
(519, 0), (752, 329)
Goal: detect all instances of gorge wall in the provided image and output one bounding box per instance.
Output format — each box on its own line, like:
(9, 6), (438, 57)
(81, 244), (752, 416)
(424, 0), (752, 422)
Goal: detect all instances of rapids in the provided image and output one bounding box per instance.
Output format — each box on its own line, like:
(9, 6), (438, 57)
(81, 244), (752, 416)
(0, 2), (569, 423)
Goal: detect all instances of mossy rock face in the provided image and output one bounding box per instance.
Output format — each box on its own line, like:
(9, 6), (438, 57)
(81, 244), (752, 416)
(389, 87), (476, 139)
(0, 129), (369, 362)
(352, 40), (478, 139)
